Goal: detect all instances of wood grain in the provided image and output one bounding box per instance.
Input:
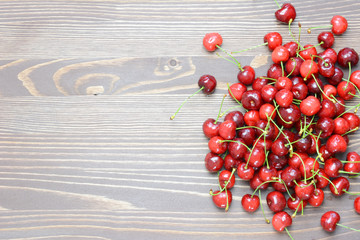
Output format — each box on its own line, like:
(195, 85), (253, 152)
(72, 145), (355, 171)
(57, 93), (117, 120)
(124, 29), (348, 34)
(0, 0), (360, 239)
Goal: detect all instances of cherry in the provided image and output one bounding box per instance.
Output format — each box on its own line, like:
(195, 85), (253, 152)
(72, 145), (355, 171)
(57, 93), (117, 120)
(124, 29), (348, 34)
(204, 152), (224, 172)
(275, 3), (296, 24)
(350, 70), (360, 89)
(245, 147), (266, 168)
(244, 110), (260, 126)
(326, 134), (347, 154)
(264, 32), (283, 51)
(261, 84), (278, 102)
(315, 168), (330, 189)
(219, 120), (237, 140)
(268, 153), (288, 170)
(321, 211), (341, 232)
(272, 46), (290, 64)
(299, 44), (317, 60)
(276, 104), (301, 129)
(211, 189), (232, 211)
(308, 188), (324, 207)
(287, 194), (307, 211)
(202, 118), (220, 138)
(331, 15), (348, 35)
(292, 83), (308, 100)
(254, 138), (273, 151)
(300, 157), (319, 179)
(300, 96), (320, 116)
(334, 97), (346, 116)
(308, 135), (321, 155)
(337, 47), (359, 68)
(285, 57), (303, 77)
(333, 117), (350, 135)
(284, 41), (299, 57)
(318, 99), (336, 119)
(241, 90), (263, 110)
(319, 48), (338, 64)
(224, 155), (241, 171)
(228, 82), (247, 101)
(228, 138), (247, 160)
(342, 113), (360, 130)
(259, 103), (276, 120)
(288, 152), (308, 169)
(293, 135), (311, 153)
(208, 136), (228, 154)
(300, 60), (318, 79)
(344, 152), (360, 174)
(252, 77), (268, 91)
(327, 67), (343, 86)
(337, 81), (356, 100)
(237, 162), (255, 180)
(255, 120), (276, 140)
(267, 191), (286, 213)
(318, 31), (335, 49)
(203, 33), (223, 52)
(318, 57), (335, 78)
(275, 89), (293, 108)
(237, 66), (256, 85)
(272, 211), (292, 232)
(281, 166), (301, 187)
(329, 176), (350, 197)
(307, 76), (324, 94)
(319, 145), (334, 162)
(250, 173), (269, 190)
(238, 127), (256, 146)
(259, 166), (277, 182)
(219, 169), (236, 189)
(324, 158), (343, 178)
(224, 111), (244, 128)
(322, 84), (337, 101)
(272, 170), (287, 192)
(267, 63), (283, 79)
(241, 194), (260, 213)
(271, 138), (289, 157)
(355, 197), (360, 214)
(294, 181), (315, 200)
(315, 117), (334, 138)
(275, 76), (293, 91)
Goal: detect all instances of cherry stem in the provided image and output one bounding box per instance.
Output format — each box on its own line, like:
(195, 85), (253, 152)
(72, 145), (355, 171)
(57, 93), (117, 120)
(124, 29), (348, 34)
(292, 200), (304, 218)
(260, 76), (277, 81)
(293, 179), (314, 188)
(287, 58), (297, 77)
(215, 94), (227, 124)
(274, 125), (284, 141)
(292, 152), (307, 182)
(288, 19), (303, 50)
(285, 227), (295, 240)
(312, 171), (339, 194)
(221, 139), (252, 152)
(220, 105), (243, 117)
(304, 57), (315, 81)
(170, 86), (204, 120)
(342, 127), (359, 136)
(251, 179), (277, 198)
(258, 189), (270, 224)
(245, 131), (266, 169)
(216, 45), (243, 71)
(280, 61), (285, 77)
(343, 190), (360, 196)
(273, 0), (281, 9)
(231, 42), (268, 54)
(225, 188), (230, 212)
(273, 177), (295, 201)
(345, 61), (352, 89)
(236, 125), (266, 132)
(336, 223), (360, 232)
(307, 25), (333, 33)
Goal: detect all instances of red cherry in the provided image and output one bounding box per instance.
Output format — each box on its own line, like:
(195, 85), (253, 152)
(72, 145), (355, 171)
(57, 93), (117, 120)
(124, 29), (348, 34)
(318, 31), (335, 49)
(322, 84), (337, 100)
(300, 96), (320, 116)
(272, 46), (290, 64)
(350, 70), (360, 89)
(292, 83), (308, 100)
(228, 82), (247, 101)
(308, 188), (324, 207)
(259, 103), (276, 120)
(224, 111), (244, 128)
(281, 166), (301, 188)
(337, 81), (356, 100)
(342, 113), (360, 130)
(244, 110), (260, 126)
(285, 57), (303, 77)
(287, 194), (307, 211)
(241, 194), (260, 213)
(334, 117), (350, 135)
(331, 15), (348, 35)
(324, 158), (343, 178)
(259, 166), (277, 182)
(326, 134), (347, 154)
(237, 162), (255, 180)
(203, 33), (223, 51)
(288, 152), (308, 169)
(300, 60), (318, 79)
(327, 67), (343, 86)
(267, 191), (286, 213)
(250, 173), (269, 190)
(284, 42), (299, 57)
(238, 127), (256, 146)
(318, 99), (336, 119)
(294, 181), (315, 200)
(338, 47), (359, 68)
(344, 152), (360, 174)
(267, 63), (283, 79)
(237, 66), (256, 85)
(202, 118), (220, 138)
(275, 89), (293, 108)
(300, 157), (319, 179)
(261, 84), (278, 102)
(264, 32), (282, 51)
(198, 74), (217, 94)
(204, 152), (224, 172)
(219, 170), (236, 189)
(252, 77), (268, 91)
(228, 138), (247, 160)
(244, 147), (265, 168)
(269, 153), (288, 170)
(299, 44), (317, 60)
(355, 197), (360, 214)
(319, 48), (338, 64)
(275, 76), (293, 91)
(208, 136), (227, 155)
(275, 3), (296, 24)
(329, 176), (350, 197)
(219, 120), (236, 140)
(315, 168), (330, 189)
(241, 90), (263, 110)
(271, 138), (289, 157)
(321, 211), (340, 232)
(212, 189), (232, 210)
(272, 211), (292, 232)
(224, 155), (241, 171)
(318, 57), (335, 78)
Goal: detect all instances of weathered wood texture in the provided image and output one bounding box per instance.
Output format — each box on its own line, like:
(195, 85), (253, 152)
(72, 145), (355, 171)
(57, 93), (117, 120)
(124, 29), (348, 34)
(0, 0), (359, 239)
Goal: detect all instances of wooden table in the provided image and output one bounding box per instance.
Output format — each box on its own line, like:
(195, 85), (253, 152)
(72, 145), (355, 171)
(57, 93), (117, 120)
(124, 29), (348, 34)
(0, 1), (359, 239)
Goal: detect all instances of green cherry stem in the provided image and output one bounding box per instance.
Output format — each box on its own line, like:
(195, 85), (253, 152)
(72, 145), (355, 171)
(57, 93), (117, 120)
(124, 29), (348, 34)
(259, 190), (270, 224)
(341, 127), (359, 136)
(216, 45), (244, 71)
(287, 58), (298, 77)
(307, 25), (333, 34)
(345, 61), (352, 89)
(231, 42), (269, 54)
(215, 94), (227, 124)
(291, 199), (304, 218)
(274, 0), (281, 9)
(342, 190), (360, 196)
(336, 223), (360, 232)
(170, 86), (204, 120)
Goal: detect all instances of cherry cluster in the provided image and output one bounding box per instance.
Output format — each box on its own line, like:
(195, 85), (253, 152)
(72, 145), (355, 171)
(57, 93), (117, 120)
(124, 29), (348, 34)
(197, 1), (360, 238)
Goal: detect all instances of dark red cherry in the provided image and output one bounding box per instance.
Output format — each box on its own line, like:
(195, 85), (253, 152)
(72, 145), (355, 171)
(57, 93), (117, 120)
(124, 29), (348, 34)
(284, 41), (299, 57)
(329, 176), (350, 196)
(219, 120), (237, 140)
(272, 170), (287, 192)
(292, 83), (308, 100)
(293, 135), (311, 153)
(259, 166), (277, 182)
(224, 155), (241, 171)
(318, 57), (335, 78)
(224, 111), (244, 128)
(219, 170), (236, 189)
(271, 138), (289, 157)
(308, 188), (324, 207)
(285, 57), (303, 77)
(307, 76), (324, 94)
(272, 211), (292, 232)
(327, 67), (343, 85)
(204, 152), (224, 172)
(331, 15), (348, 35)
(238, 127), (256, 146)
(267, 191), (286, 213)
(287, 194), (307, 211)
(275, 3), (296, 24)
(326, 134), (347, 154)
(203, 33), (222, 52)
(264, 32), (283, 51)
(267, 63), (283, 79)
(318, 31), (335, 49)
(276, 104), (301, 128)
(288, 152), (308, 169)
(324, 158), (343, 178)
(268, 153), (288, 170)
(228, 138), (247, 160)
(261, 84), (278, 102)
(319, 145), (334, 162)
(337, 47), (359, 68)
(300, 157), (319, 179)
(228, 82), (247, 101)
(250, 173), (269, 190)
(318, 99), (336, 119)
(241, 90), (263, 110)
(212, 189), (232, 210)
(308, 135), (321, 155)
(237, 162), (255, 180)
(334, 97), (346, 116)
(252, 77), (268, 91)
(202, 118), (220, 138)
(244, 147), (266, 168)
(237, 66), (256, 85)
(316, 168), (330, 189)
(321, 211), (340, 232)
(315, 117), (335, 138)
(319, 48), (338, 64)
(337, 81), (356, 100)
(208, 136), (227, 155)
(198, 75), (217, 94)
(294, 181), (315, 200)
(241, 194), (260, 213)
(342, 113), (360, 130)
(281, 166), (301, 187)
(291, 76), (305, 86)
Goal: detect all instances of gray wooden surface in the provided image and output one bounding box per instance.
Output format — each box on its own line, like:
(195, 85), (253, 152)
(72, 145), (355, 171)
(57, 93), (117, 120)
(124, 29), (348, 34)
(0, 1), (359, 239)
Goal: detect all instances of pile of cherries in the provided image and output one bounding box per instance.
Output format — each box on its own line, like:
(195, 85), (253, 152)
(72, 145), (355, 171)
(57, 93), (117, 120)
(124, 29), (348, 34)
(190, 1), (360, 239)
